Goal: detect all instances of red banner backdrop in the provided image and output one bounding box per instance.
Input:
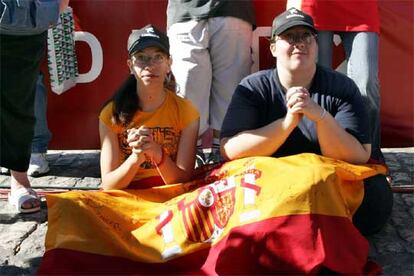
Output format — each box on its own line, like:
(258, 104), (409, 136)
(45, 0), (413, 149)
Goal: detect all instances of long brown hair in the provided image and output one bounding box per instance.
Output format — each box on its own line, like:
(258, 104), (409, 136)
(104, 72), (177, 126)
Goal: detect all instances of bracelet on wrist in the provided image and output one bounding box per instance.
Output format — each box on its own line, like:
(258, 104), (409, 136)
(155, 148), (166, 167)
(317, 108), (327, 123)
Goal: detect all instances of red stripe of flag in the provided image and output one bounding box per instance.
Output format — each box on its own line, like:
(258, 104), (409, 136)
(38, 214), (381, 275)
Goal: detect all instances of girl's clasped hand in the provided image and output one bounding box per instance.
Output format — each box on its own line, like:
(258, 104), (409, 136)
(127, 126), (163, 165)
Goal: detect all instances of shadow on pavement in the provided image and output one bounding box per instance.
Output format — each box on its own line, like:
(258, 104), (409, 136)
(45, 152), (101, 178)
(0, 208), (47, 225)
(0, 257), (43, 275)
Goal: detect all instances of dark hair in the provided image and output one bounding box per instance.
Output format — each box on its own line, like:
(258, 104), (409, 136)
(110, 74), (138, 126)
(103, 72), (177, 127)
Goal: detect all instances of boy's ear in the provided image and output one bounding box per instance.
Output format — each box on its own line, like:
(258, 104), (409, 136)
(127, 59), (133, 74)
(269, 43), (277, 57)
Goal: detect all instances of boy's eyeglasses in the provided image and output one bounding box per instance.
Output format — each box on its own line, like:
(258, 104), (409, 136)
(132, 53), (167, 66)
(276, 32), (317, 45)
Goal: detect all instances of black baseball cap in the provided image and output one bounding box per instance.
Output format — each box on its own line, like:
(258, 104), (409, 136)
(271, 7), (317, 38)
(127, 24), (170, 56)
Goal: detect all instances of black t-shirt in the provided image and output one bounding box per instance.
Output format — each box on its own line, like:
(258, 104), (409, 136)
(167, 0), (256, 29)
(221, 65), (371, 158)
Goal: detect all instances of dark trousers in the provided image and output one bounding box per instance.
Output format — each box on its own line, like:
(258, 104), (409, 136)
(354, 174), (394, 235)
(0, 32), (47, 171)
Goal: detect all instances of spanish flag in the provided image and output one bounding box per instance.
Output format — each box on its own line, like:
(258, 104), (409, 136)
(38, 153), (384, 274)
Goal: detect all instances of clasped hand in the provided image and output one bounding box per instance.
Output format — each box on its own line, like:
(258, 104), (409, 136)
(285, 87), (324, 125)
(126, 126), (162, 165)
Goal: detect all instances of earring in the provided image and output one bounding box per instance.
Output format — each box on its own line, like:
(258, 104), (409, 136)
(166, 72), (172, 83)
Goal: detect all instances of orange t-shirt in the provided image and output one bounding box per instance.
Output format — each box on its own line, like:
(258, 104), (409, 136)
(99, 90), (199, 182)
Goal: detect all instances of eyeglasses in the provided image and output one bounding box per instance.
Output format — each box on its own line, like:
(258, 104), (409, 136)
(131, 53), (167, 66)
(276, 32), (317, 45)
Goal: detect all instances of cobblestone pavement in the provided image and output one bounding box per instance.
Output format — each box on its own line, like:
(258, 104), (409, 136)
(0, 148), (413, 275)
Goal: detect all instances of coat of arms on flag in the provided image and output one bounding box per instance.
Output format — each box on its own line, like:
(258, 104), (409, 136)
(178, 178), (236, 243)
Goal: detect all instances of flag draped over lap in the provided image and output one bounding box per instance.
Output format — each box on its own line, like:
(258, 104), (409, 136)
(38, 153), (385, 275)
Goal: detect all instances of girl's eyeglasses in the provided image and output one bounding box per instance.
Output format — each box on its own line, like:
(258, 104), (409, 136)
(132, 53), (167, 66)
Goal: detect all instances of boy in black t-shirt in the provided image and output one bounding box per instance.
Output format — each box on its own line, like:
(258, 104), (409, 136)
(220, 8), (392, 236)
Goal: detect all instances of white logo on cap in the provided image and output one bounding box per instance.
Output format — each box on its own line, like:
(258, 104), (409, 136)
(141, 26), (160, 39)
(146, 26), (155, 34)
(286, 8), (304, 19)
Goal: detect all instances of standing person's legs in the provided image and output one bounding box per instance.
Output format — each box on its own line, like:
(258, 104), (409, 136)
(168, 20), (212, 166)
(208, 17), (253, 162)
(316, 31), (334, 68)
(29, 73), (52, 176)
(341, 32), (383, 161)
(0, 32), (47, 212)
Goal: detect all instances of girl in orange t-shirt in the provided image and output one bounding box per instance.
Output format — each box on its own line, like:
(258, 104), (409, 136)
(99, 24), (199, 190)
